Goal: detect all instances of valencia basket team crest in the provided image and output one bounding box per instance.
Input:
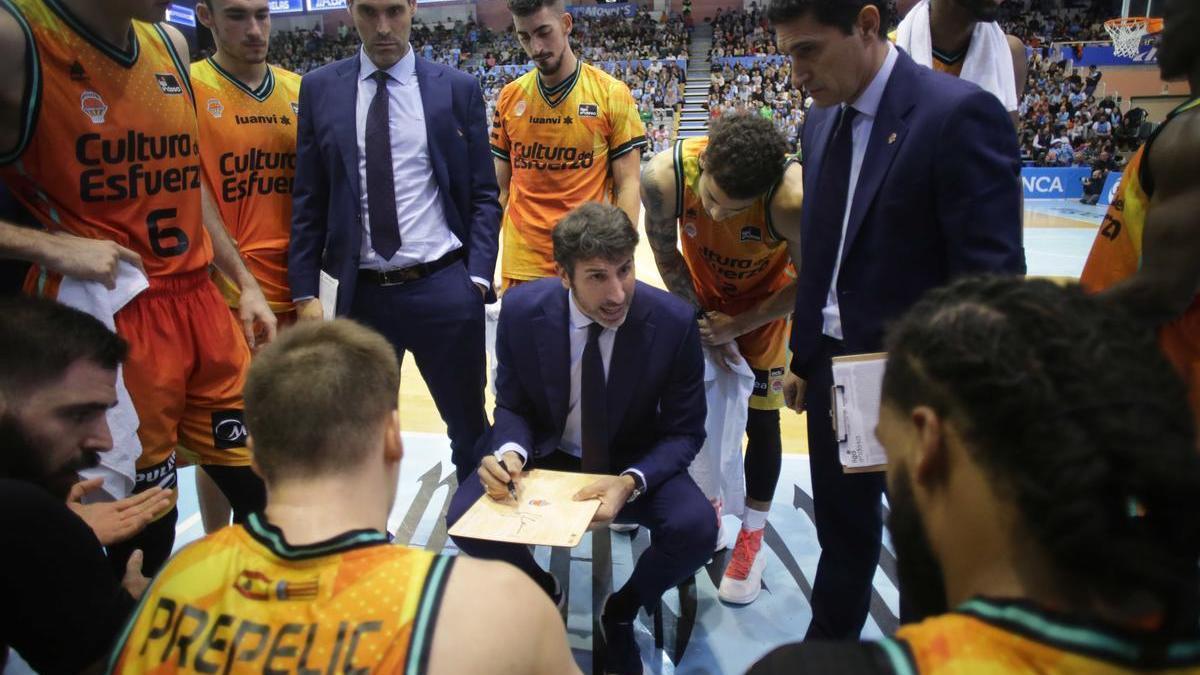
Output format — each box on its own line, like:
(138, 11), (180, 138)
(207, 98), (224, 119)
(79, 90), (108, 124)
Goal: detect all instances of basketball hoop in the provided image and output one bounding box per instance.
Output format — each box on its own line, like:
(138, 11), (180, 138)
(1104, 17), (1163, 59)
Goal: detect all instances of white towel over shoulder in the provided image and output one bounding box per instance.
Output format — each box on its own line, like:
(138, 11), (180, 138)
(896, 0), (1018, 112)
(56, 261), (148, 502)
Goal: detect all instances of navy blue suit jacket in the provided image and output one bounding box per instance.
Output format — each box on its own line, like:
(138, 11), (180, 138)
(492, 279), (706, 490)
(288, 54), (502, 311)
(791, 48), (1025, 375)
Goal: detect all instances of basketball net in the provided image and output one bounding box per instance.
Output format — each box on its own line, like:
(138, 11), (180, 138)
(1104, 17), (1156, 59)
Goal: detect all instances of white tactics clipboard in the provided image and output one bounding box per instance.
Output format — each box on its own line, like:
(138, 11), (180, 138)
(830, 352), (888, 473)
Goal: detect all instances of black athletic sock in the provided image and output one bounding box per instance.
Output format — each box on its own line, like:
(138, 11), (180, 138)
(605, 584), (641, 622)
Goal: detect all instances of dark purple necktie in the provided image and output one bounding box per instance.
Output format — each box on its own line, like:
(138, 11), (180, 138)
(581, 322), (609, 473)
(366, 70), (402, 259)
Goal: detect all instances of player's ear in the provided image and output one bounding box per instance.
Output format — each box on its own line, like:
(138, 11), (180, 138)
(195, 1), (213, 29)
(383, 410), (404, 463)
(561, 10), (573, 36)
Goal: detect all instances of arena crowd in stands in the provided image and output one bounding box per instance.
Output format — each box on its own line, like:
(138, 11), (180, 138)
(707, 61), (805, 154)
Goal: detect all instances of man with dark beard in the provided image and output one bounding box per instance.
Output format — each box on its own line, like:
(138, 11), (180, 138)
(894, 0), (1027, 126)
(0, 297), (163, 673)
(749, 276), (1200, 674)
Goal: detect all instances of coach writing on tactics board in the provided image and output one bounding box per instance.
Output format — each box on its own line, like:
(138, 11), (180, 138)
(447, 203), (714, 675)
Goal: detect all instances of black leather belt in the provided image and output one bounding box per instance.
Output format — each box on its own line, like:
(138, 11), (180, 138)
(358, 249), (463, 287)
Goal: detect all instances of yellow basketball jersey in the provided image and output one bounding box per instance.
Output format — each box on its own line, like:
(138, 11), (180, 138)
(1081, 97), (1200, 424)
(491, 61), (647, 281)
(108, 513), (453, 674)
(673, 137), (794, 311)
(191, 58), (300, 312)
(0, 0), (211, 278)
(888, 598), (1200, 674)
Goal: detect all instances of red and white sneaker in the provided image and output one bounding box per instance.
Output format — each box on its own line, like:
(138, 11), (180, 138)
(718, 528), (766, 604)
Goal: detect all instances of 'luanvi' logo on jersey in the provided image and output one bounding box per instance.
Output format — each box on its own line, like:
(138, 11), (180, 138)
(578, 103), (598, 117)
(155, 73), (183, 95)
(69, 60), (88, 81)
(80, 91), (108, 124)
(207, 98), (224, 119)
(740, 226), (763, 242)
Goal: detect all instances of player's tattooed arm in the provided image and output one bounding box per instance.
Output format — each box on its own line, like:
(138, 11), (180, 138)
(641, 155), (701, 309)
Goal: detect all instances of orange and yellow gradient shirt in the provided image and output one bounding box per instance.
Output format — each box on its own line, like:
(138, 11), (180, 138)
(191, 58), (300, 313)
(673, 136), (794, 311)
(491, 60), (647, 281)
(108, 513), (454, 674)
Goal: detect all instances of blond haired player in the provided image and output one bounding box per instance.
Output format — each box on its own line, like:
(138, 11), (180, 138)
(0, 0), (277, 575)
(109, 320), (578, 675)
(642, 112), (803, 606)
(491, 0), (647, 290)
(191, 0), (301, 534)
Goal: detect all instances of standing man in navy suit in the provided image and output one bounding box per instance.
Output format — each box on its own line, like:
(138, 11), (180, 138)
(447, 203), (715, 674)
(288, 0), (501, 480)
(767, 0), (1025, 639)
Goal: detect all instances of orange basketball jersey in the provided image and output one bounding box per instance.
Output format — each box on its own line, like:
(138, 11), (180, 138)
(0, 0), (211, 278)
(191, 58), (300, 312)
(491, 61), (647, 281)
(1081, 97), (1200, 423)
(888, 598), (1200, 675)
(673, 137), (794, 311)
(108, 513), (454, 674)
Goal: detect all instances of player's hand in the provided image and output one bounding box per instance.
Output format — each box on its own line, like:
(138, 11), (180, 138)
(296, 297), (324, 323)
(712, 341), (744, 371)
(698, 310), (742, 346)
(238, 283), (277, 350)
(783, 371), (807, 413)
(479, 452), (523, 502)
(42, 233), (144, 290)
(122, 550), (151, 600)
(574, 475), (635, 526)
(66, 479), (173, 546)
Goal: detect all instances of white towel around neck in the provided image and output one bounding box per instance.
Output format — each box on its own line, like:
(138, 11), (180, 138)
(896, 0), (1018, 112)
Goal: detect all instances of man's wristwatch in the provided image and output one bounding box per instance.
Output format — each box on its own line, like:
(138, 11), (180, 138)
(621, 470), (645, 502)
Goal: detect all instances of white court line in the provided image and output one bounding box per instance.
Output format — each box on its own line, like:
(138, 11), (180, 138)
(175, 511), (202, 537)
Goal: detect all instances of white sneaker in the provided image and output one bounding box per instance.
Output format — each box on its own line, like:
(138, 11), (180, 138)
(718, 527), (766, 604)
(609, 522), (638, 533)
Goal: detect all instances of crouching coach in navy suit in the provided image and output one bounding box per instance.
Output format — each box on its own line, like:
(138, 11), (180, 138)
(447, 203), (715, 675)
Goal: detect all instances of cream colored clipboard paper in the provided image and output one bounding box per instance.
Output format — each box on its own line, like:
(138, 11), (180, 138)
(831, 352), (888, 474)
(318, 270), (338, 320)
(448, 469), (606, 548)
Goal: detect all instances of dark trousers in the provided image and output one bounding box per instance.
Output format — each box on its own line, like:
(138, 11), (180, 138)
(447, 451), (717, 611)
(803, 337), (887, 640)
(351, 261), (488, 482)
(107, 464), (265, 577)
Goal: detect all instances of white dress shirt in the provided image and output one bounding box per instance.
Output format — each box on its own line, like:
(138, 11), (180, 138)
(356, 47), (485, 288)
(820, 43), (899, 340)
(497, 291), (646, 488)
